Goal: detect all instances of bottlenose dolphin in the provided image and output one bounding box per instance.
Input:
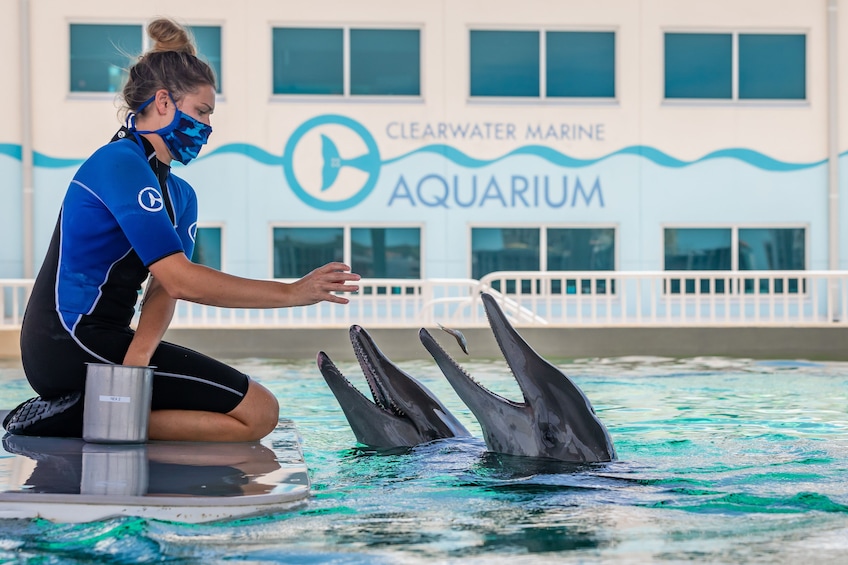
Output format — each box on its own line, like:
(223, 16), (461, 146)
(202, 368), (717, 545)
(419, 292), (616, 462)
(317, 325), (471, 448)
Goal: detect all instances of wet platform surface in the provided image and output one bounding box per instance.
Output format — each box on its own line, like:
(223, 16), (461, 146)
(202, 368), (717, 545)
(0, 419), (310, 523)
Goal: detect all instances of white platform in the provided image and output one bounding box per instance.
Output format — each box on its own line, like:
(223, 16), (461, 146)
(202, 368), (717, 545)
(0, 419), (310, 523)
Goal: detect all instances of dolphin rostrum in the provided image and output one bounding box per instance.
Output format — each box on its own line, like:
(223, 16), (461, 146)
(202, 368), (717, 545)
(317, 325), (471, 448)
(419, 292), (616, 462)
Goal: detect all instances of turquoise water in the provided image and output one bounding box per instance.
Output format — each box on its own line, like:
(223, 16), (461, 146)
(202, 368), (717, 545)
(1, 355), (847, 563)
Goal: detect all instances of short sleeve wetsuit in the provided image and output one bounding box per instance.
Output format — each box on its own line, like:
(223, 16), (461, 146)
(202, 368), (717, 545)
(19, 128), (249, 435)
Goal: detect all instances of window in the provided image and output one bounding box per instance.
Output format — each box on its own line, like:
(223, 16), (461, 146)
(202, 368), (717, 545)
(470, 31), (539, 97)
(70, 24), (142, 93)
(273, 226), (421, 279)
(547, 228), (615, 271)
(190, 226), (222, 270)
(272, 27), (420, 96)
(739, 228), (805, 293)
(351, 228), (421, 278)
(472, 227), (616, 293)
(189, 25), (222, 93)
(664, 227), (806, 294)
(470, 30), (615, 98)
(664, 32), (805, 100)
(350, 29), (420, 95)
(273, 227), (344, 278)
(738, 34), (806, 99)
(546, 31), (616, 98)
(273, 28), (343, 95)
(472, 228), (540, 278)
(664, 228), (732, 271)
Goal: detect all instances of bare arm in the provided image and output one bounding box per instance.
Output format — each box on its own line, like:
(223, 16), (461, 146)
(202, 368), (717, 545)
(123, 276), (175, 366)
(147, 253), (360, 308)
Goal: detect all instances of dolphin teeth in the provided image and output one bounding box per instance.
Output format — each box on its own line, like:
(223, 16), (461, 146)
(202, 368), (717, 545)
(352, 338), (389, 412)
(433, 335), (503, 399)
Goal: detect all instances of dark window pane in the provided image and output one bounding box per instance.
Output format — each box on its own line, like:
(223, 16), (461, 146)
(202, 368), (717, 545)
(273, 28), (343, 94)
(470, 30), (539, 97)
(739, 34), (805, 99)
(273, 227), (343, 278)
(664, 33), (732, 99)
(190, 227), (222, 270)
(350, 29), (420, 95)
(738, 228), (805, 270)
(70, 24), (142, 93)
(664, 228), (732, 270)
(546, 31), (615, 98)
(190, 25), (222, 93)
(351, 228), (420, 278)
(547, 228), (615, 271)
(471, 228), (540, 279)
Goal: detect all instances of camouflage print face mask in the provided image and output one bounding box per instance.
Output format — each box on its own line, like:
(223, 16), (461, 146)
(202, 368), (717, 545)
(131, 93), (213, 165)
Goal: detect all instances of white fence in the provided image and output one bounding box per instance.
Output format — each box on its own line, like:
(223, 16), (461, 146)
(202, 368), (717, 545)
(2, 270), (847, 328)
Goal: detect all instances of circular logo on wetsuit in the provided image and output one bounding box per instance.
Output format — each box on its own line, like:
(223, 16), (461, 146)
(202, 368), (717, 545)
(138, 187), (164, 212)
(283, 115), (381, 211)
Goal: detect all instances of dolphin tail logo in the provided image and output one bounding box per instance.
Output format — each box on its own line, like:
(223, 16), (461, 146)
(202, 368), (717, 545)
(320, 134), (342, 191)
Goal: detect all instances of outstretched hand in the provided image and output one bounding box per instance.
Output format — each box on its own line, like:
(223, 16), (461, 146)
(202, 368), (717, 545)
(291, 262), (360, 306)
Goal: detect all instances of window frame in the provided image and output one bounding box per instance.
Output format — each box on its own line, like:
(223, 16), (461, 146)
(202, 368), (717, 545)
(661, 224), (810, 296)
(188, 23), (225, 95)
(190, 222), (226, 271)
(661, 224), (809, 271)
(466, 26), (619, 105)
(661, 28), (809, 106)
(467, 224), (619, 278)
(268, 223), (426, 279)
(67, 19), (226, 101)
(269, 24), (424, 102)
(67, 19), (143, 100)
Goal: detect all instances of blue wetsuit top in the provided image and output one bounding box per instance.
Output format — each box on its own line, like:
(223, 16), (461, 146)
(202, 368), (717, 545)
(56, 130), (197, 332)
(20, 128), (249, 426)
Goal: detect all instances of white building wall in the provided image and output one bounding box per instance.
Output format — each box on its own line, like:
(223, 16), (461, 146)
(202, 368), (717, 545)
(1, 0), (845, 278)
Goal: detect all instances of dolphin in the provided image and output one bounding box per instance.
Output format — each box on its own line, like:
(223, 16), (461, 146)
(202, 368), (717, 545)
(419, 292), (616, 462)
(317, 325), (471, 448)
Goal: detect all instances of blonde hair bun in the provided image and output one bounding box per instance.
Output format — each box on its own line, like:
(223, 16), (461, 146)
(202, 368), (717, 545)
(147, 18), (196, 56)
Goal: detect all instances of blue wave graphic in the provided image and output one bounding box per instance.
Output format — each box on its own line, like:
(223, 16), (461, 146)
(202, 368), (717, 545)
(0, 144), (22, 160)
(382, 144), (828, 172)
(201, 143), (284, 166)
(1, 143), (836, 172)
(33, 153), (84, 168)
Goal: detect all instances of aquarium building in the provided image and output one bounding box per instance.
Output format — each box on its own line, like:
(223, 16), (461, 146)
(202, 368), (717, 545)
(2, 0), (848, 359)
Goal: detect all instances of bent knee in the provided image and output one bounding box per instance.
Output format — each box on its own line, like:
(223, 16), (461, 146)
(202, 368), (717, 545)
(231, 380), (279, 440)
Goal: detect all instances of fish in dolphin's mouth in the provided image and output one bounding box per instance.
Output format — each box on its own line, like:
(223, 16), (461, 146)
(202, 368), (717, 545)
(420, 292), (616, 463)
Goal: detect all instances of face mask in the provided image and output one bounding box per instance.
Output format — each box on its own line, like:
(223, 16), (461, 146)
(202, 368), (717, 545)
(130, 93), (212, 165)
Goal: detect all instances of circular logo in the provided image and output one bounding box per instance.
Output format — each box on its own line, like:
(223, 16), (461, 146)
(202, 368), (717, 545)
(137, 187), (164, 212)
(188, 222), (198, 242)
(283, 115), (381, 211)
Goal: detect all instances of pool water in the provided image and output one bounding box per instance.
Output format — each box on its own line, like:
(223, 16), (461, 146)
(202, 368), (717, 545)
(0, 355), (847, 563)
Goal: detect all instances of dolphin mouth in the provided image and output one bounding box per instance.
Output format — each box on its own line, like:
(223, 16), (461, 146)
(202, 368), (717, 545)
(318, 325), (470, 448)
(349, 326), (407, 419)
(421, 292), (616, 462)
(318, 327), (407, 421)
(418, 328), (520, 408)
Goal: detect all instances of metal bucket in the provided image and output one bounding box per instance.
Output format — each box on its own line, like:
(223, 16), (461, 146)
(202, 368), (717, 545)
(80, 443), (149, 496)
(83, 363), (153, 443)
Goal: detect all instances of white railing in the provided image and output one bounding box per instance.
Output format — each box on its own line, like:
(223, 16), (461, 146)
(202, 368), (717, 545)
(2, 270), (847, 328)
(477, 270), (848, 326)
(0, 280), (32, 327)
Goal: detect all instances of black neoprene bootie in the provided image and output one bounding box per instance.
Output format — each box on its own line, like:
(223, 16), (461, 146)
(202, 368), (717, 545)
(2, 391), (84, 437)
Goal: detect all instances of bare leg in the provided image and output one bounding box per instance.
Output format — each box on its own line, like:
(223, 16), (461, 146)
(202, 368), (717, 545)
(148, 379), (279, 442)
